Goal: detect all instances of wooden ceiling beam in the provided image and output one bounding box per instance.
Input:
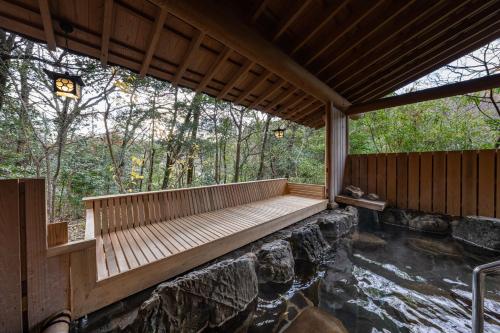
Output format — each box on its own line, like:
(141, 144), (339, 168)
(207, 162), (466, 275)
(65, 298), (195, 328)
(305, 1), (384, 67)
(285, 98), (317, 118)
(347, 73), (500, 115)
(140, 7), (168, 76)
(295, 105), (323, 124)
(38, 0), (56, 51)
(272, 0), (312, 41)
(234, 70), (272, 104)
(196, 46), (231, 92)
(173, 30), (204, 85)
(316, 0), (416, 76)
(275, 94), (307, 116)
(151, 0), (350, 110)
(264, 87), (299, 112)
(356, 21), (500, 103)
(291, 0), (349, 55)
(217, 59), (254, 99)
(351, 8), (500, 102)
(248, 78), (284, 109)
(251, 0), (270, 23)
(333, 0), (479, 93)
(100, 0), (114, 65)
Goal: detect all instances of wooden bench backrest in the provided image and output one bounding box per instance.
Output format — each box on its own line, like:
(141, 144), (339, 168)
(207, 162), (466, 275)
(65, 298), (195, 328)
(84, 178), (288, 234)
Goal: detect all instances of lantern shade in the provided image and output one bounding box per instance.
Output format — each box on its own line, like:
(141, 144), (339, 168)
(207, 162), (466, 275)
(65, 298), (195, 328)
(44, 69), (85, 99)
(273, 128), (285, 139)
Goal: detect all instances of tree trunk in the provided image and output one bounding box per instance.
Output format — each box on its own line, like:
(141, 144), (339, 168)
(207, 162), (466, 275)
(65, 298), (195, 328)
(257, 114), (271, 179)
(187, 94), (202, 185)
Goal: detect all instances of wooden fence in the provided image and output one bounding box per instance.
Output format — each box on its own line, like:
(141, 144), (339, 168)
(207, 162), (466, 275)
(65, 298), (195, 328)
(343, 149), (499, 218)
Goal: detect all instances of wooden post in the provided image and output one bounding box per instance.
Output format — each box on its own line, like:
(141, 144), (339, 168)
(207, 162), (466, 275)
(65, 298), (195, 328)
(325, 102), (347, 206)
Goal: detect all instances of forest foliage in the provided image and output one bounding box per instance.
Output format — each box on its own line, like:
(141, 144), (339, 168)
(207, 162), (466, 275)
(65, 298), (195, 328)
(0, 31), (498, 222)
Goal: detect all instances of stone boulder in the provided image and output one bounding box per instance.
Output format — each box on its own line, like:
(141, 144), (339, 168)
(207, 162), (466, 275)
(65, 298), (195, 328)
(365, 193), (380, 201)
(379, 208), (411, 227)
(343, 185), (364, 198)
(127, 254), (258, 333)
(406, 237), (462, 258)
(317, 207), (358, 240)
(408, 214), (449, 234)
(282, 307), (348, 333)
(452, 216), (500, 252)
(352, 231), (387, 250)
(256, 240), (295, 284)
(289, 224), (330, 264)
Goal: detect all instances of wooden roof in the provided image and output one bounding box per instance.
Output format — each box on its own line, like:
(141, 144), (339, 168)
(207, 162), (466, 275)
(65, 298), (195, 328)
(0, 0), (499, 128)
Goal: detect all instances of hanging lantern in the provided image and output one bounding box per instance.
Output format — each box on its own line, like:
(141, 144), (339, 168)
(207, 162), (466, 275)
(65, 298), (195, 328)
(273, 127), (285, 139)
(44, 69), (85, 100)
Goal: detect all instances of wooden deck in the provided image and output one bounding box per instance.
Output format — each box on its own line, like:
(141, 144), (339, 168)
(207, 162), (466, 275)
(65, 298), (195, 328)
(96, 195), (325, 280)
(67, 179), (327, 317)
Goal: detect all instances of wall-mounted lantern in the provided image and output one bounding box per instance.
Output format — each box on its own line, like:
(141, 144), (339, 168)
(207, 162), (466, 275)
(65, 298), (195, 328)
(273, 127), (285, 139)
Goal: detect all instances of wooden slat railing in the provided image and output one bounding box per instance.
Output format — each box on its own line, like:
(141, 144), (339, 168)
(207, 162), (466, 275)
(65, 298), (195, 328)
(83, 179), (289, 234)
(343, 149), (499, 218)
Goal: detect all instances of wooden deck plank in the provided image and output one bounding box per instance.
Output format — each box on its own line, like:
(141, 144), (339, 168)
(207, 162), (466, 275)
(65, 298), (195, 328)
(115, 229), (139, 270)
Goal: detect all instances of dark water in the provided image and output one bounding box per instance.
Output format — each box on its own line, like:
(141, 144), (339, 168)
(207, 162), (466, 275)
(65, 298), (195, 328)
(253, 222), (500, 333)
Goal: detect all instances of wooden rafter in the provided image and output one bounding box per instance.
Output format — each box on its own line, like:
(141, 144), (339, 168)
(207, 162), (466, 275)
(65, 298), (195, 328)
(286, 98), (317, 118)
(196, 46), (231, 92)
(355, 19), (500, 102)
(275, 94), (307, 116)
(152, 0), (350, 109)
(264, 87), (299, 112)
(332, 0), (475, 91)
(38, 0), (56, 51)
(234, 70), (272, 104)
(173, 31), (204, 85)
(251, 0), (270, 23)
(291, 0), (349, 55)
(351, 5), (500, 101)
(346, 74), (500, 115)
(100, 0), (114, 65)
(248, 78), (284, 109)
(316, 0), (417, 76)
(140, 7), (168, 76)
(305, 1), (384, 67)
(217, 59), (254, 99)
(272, 0), (312, 41)
(293, 104), (323, 123)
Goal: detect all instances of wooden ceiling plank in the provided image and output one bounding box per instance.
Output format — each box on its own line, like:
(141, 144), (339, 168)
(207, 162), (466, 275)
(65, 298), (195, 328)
(139, 7), (168, 76)
(173, 30), (204, 85)
(333, 0), (478, 92)
(234, 70), (272, 104)
(264, 87), (299, 112)
(275, 93), (308, 115)
(100, 0), (114, 65)
(351, 7), (500, 102)
(355, 20), (500, 103)
(272, 0), (313, 41)
(291, 0), (350, 55)
(316, 0), (417, 76)
(285, 98), (317, 118)
(251, 0), (270, 23)
(347, 73), (500, 115)
(152, 0), (350, 110)
(38, 0), (56, 51)
(305, 1), (384, 68)
(196, 46), (231, 92)
(217, 59), (255, 99)
(295, 105), (324, 123)
(248, 78), (285, 109)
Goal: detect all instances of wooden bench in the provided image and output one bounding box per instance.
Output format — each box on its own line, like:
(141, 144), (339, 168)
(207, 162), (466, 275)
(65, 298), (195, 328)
(71, 179), (327, 317)
(335, 194), (387, 211)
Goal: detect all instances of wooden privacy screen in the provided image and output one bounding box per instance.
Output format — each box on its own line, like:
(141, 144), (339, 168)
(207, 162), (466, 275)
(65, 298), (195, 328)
(343, 149), (499, 218)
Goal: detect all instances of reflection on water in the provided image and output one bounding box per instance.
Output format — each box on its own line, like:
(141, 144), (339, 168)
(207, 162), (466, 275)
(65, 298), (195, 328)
(321, 225), (500, 333)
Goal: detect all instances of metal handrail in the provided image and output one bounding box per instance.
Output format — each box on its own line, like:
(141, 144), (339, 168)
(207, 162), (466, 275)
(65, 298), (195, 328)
(472, 259), (500, 333)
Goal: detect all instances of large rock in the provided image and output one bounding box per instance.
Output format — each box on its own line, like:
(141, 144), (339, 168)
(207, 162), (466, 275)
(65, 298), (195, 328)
(343, 185), (363, 198)
(282, 307), (348, 333)
(317, 207), (359, 240)
(256, 240), (295, 284)
(127, 254), (258, 333)
(379, 208), (411, 227)
(352, 231), (387, 250)
(290, 224), (330, 264)
(408, 214), (449, 234)
(452, 216), (500, 252)
(406, 238), (462, 258)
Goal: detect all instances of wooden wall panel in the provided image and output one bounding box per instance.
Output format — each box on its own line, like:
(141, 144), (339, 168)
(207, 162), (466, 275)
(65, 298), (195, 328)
(419, 152), (433, 212)
(376, 155), (387, 200)
(407, 153), (420, 210)
(478, 150), (495, 216)
(0, 180), (22, 333)
(396, 154), (408, 209)
(343, 156), (352, 189)
(461, 150), (477, 216)
(446, 151), (462, 217)
(432, 152), (446, 214)
(342, 149), (497, 218)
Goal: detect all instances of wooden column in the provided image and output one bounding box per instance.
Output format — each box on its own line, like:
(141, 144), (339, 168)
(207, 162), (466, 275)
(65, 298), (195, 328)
(325, 102), (347, 205)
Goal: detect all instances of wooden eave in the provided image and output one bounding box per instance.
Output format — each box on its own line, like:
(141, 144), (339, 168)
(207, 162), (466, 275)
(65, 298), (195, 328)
(0, 0), (498, 128)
